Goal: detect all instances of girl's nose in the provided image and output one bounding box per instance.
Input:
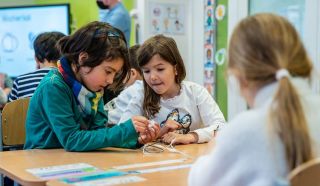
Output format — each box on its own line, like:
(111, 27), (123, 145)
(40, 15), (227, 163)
(106, 75), (114, 85)
(150, 73), (157, 81)
(106, 79), (113, 85)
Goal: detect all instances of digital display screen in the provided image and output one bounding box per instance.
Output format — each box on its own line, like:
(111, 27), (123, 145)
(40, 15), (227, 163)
(0, 4), (70, 77)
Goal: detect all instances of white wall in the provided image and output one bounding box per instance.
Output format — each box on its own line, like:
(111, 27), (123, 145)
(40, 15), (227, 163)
(228, 0), (320, 120)
(305, 0), (320, 93)
(227, 0), (248, 120)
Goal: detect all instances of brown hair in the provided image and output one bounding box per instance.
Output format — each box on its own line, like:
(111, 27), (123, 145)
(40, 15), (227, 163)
(34, 31), (65, 63)
(228, 13), (313, 170)
(57, 21), (129, 91)
(137, 34), (186, 118)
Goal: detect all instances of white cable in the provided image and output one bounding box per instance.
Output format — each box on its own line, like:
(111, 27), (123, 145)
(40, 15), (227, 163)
(166, 138), (193, 159)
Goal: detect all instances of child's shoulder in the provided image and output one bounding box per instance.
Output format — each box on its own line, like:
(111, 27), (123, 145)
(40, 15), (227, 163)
(130, 80), (143, 89)
(182, 81), (208, 95)
(224, 109), (267, 139)
(38, 69), (70, 91)
(122, 80), (143, 96)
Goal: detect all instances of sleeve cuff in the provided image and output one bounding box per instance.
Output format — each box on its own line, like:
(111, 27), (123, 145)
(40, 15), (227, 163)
(192, 129), (214, 143)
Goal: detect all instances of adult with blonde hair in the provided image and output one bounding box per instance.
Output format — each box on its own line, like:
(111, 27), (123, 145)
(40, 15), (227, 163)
(189, 13), (320, 185)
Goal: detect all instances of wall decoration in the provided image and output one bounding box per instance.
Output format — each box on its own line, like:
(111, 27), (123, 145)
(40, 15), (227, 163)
(204, 0), (216, 97)
(215, 4), (226, 21)
(150, 3), (185, 35)
(215, 48), (226, 66)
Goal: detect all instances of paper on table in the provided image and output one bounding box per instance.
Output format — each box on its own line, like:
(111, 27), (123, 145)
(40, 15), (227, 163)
(26, 163), (100, 180)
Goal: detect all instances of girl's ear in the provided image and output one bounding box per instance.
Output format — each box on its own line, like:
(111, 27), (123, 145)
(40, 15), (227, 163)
(78, 52), (89, 65)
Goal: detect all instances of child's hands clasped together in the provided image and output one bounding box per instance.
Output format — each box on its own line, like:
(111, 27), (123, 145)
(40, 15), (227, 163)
(157, 119), (199, 145)
(131, 116), (160, 144)
(157, 119), (180, 137)
(162, 132), (198, 145)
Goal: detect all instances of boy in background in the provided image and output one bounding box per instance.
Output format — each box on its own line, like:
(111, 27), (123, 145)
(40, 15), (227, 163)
(105, 44), (143, 125)
(8, 31), (65, 101)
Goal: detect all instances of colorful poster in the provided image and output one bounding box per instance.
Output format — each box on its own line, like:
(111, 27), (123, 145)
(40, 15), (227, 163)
(150, 3), (185, 35)
(204, 0), (216, 97)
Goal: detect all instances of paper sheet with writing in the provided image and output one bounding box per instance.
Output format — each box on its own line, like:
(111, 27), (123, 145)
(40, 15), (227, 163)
(26, 163), (100, 180)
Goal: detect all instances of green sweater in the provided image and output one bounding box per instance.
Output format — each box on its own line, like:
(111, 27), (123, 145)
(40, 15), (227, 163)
(24, 69), (139, 151)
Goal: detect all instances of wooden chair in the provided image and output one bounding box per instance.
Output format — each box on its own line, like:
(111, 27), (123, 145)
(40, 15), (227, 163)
(0, 98), (30, 150)
(0, 98), (30, 186)
(288, 158), (320, 186)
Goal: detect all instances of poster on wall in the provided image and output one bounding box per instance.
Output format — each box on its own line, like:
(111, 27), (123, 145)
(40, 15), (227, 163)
(149, 3), (185, 35)
(204, 0), (216, 97)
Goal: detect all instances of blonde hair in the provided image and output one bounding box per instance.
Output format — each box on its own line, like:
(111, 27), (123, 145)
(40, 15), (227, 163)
(228, 13), (313, 170)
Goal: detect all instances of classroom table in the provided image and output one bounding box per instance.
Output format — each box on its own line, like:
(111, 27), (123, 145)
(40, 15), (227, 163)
(0, 143), (209, 186)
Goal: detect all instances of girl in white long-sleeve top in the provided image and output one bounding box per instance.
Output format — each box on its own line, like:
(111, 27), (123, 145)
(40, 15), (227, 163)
(188, 13), (320, 186)
(119, 34), (225, 145)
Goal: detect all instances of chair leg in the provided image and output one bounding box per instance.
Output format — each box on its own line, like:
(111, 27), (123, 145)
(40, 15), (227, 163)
(13, 181), (19, 186)
(0, 174), (3, 186)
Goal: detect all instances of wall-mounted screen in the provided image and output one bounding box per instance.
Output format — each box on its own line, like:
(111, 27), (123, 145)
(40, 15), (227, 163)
(0, 4), (70, 77)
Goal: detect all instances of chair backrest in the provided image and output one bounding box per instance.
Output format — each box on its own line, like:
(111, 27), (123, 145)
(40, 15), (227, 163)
(1, 98), (30, 146)
(288, 158), (320, 186)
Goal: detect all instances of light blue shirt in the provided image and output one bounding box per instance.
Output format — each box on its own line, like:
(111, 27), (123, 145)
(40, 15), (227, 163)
(99, 2), (131, 44)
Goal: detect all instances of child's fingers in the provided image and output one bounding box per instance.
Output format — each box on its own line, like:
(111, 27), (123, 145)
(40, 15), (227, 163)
(149, 124), (161, 139)
(157, 127), (169, 138)
(131, 116), (149, 133)
(153, 123), (161, 132)
(139, 132), (153, 144)
(138, 135), (147, 144)
(162, 132), (176, 144)
(132, 116), (149, 125)
(135, 125), (147, 133)
(157, 120), (180, 138)
(148, 127), (158, 140)
(165, 119), (180, 130)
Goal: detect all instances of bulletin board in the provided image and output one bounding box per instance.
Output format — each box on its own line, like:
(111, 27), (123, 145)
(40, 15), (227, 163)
(149, 3), (185, 35)
(203, 0), (216, 97)
(204, 0), (228, 119)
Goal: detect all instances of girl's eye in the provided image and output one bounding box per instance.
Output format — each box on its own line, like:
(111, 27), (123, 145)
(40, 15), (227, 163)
(105, 70), (112, 75)
(157, 68), (164, 71)
(143, 70), (150, 74)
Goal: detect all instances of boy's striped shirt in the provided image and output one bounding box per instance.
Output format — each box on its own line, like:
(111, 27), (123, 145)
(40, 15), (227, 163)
(8, 68), (53, 102)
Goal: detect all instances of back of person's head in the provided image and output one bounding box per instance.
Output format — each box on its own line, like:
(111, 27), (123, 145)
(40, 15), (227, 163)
(137, 34), (186, 118)
(57, 21), (129, 90)
(228, 13), (313, 170)
(34, 31), (65, 63)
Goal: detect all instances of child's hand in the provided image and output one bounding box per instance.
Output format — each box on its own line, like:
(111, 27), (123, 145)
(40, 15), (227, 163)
(161, 132), (198, 145)
(138, 123), (161, 144)
(131, 116), (149, 133)
(158, 119), (180, 137)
